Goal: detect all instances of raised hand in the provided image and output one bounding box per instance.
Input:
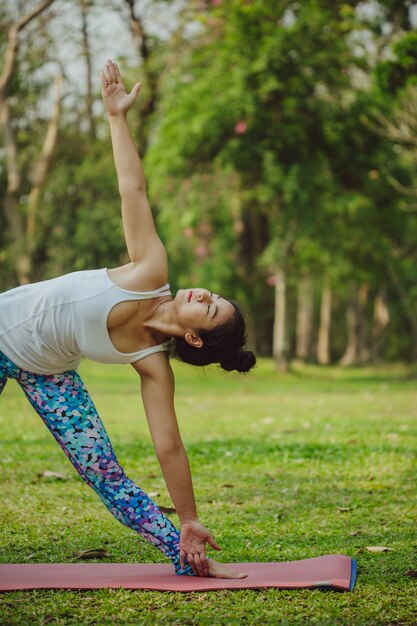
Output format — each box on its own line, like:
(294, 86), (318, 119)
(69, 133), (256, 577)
(180, 520), (221, 577)
(100, 59), (141, 117)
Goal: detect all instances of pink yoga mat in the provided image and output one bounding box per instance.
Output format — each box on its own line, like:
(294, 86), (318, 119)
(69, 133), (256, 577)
(0, 555), (356, 592)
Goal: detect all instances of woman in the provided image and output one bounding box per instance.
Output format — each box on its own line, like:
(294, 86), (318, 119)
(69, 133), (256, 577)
(0, 60), (255, 579)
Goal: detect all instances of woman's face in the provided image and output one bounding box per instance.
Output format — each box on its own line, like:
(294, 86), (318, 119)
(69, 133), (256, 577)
(174, 288), (235, 332)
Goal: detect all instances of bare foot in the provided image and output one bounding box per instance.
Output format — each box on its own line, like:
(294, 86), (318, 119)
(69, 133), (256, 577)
(207, 558), (248, 579)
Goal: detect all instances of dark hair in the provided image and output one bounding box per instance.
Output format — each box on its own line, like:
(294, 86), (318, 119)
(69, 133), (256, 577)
(171, 301), (256, 373)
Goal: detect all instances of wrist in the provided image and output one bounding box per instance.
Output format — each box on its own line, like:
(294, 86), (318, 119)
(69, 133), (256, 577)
(180, 516), (200, 525)
(107, 111), (127, 121)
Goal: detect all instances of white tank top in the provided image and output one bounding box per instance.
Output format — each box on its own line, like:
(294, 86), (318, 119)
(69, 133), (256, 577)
(0, 268), (172, 374)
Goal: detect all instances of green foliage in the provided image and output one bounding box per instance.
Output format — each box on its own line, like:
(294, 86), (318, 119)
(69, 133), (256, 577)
(376, 32), (417, 93)
(0, 0), (415, 361)
(146, 0), (415, 359)
(40, 125), (127, 277)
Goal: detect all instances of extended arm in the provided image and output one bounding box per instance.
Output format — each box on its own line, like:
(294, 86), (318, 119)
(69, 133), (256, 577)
(101, 60), (166, 267)
(140, 365), (199, 524)
(132, 355), (221, 576)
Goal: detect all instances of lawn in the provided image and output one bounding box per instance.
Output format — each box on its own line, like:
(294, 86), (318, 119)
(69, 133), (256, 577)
(0, 359), (416, 625)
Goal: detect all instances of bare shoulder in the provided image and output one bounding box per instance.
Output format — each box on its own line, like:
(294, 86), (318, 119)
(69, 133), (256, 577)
(131, 351), (174, 385)
(108, 249), (168, 292)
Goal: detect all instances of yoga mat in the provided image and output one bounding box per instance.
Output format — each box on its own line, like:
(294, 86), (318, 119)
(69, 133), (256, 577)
(0, 555), (356, 592)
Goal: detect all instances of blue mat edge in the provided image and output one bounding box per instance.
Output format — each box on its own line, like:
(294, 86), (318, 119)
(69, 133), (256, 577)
(349, 559), (357, 592)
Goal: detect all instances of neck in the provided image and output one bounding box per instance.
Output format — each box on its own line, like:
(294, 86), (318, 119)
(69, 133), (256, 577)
(144, 298), (184, 340)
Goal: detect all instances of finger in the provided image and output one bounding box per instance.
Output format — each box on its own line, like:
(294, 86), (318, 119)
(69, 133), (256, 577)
(107, 59), (117, 83)
(187, 554), (198, 576)
(200, 553), (209, 577)
(114, 62), (123, 83)
(99, 72), (107, 89)
(103, 63), (112, 84)
(180, 550), (186, 572)
(193, 554), (205, 577)
(208, 536), (222, 551)
(130, 82), (141, 99)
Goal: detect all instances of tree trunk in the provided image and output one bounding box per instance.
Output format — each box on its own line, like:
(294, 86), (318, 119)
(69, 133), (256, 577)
(295, 274), (313, 361)
(317, 282), (332, 365)
(370, 288), (390, 361)
(124, 0), (158, 153)
(386, 260), (417, 360)
(357, 283), (370, 363)
(273, 268), (288, 371)
(1, 96), (32, 284)
(339, 301), (357, 366)
(0, 0), (60, 284)
(339, 283), (371, 366)
(235, 187), (271, 354)
(26, 73), (63, 254)
(80, 0), (96, 140)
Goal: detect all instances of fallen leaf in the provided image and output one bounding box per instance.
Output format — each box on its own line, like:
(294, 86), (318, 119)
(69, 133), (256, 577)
(159, 506), (176, 514)
(405, 570), (417, 578)
(365, 546), (394, 553)
(338, 507), (353, 513)
(74, 548), (111, 560)
(350, 530), (361, 536)
(37, 470), (69, 480)
(221, 484), (234, 488)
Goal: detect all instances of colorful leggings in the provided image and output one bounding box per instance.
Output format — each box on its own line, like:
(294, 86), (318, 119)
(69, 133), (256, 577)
(0, 351), (192, 575)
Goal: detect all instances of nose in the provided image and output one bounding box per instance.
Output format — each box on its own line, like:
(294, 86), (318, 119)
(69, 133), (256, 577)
(197, 290), (211, 302)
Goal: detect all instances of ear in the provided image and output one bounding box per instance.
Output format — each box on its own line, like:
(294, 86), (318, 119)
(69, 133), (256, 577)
(184, 331), (203, 349)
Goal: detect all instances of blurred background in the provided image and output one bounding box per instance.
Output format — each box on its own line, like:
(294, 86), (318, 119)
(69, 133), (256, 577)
(0, 0), (416, 368)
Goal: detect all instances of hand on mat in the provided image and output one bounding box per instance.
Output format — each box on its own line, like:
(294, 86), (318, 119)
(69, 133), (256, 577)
(180, 521), (221, 577)
(100, 59), (141, 117)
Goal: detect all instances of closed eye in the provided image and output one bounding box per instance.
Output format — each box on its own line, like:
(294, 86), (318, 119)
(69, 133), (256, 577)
(208, 295), (219, 319)
(207, 293), (213, 316)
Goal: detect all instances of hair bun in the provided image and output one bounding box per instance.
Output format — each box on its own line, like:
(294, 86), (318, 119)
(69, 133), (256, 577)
(220, 349), (256, 373)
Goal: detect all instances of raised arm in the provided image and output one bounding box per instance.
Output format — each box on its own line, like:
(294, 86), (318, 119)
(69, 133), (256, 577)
(100, 60), (166, 268)
(132, 355), (221, 576)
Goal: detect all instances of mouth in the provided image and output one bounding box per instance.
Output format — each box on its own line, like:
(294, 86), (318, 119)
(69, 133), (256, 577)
(188, 290), (193, 302)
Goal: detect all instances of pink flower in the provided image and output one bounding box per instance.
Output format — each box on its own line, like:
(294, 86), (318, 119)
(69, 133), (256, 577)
(199, 222), (212, 236)
(266, 275), (277, 286)
(183, 227), (194, 238)
(196, 244), (209, 259)
(211, 0), (222, 4)
(234, 120), (248, 134)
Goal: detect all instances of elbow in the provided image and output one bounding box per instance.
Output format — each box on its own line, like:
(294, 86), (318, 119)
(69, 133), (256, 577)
(156, 442), (184, 462)
(118, 181), (147, 195)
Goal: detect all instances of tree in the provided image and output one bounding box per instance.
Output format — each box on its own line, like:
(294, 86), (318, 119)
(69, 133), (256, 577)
(147, 0), (363, 362)
(0, 0), (61, 285)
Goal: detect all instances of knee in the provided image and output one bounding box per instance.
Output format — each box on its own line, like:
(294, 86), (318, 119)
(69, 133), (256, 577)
(86, 456), (126, 484)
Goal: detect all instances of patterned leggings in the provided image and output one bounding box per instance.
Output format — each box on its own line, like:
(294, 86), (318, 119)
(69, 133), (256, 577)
(0, 351), (192, 575)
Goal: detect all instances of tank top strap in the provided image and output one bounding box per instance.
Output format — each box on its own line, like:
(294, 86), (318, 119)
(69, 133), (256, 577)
(152, 283), (171, 297)
(103, 270), (171, 301)
(132, 340), (172, 363)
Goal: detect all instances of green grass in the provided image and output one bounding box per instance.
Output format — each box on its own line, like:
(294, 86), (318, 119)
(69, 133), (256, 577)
(0, 359), (416, 625)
